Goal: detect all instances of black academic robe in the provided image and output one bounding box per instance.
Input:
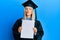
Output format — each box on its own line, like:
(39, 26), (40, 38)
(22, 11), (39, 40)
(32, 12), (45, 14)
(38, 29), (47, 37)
(12, 18), (44, 40)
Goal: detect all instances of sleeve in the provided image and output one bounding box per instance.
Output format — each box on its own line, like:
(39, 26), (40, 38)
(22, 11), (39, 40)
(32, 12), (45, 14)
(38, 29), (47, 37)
(12, 19), (22, 40)
(35, 20), (44, 40)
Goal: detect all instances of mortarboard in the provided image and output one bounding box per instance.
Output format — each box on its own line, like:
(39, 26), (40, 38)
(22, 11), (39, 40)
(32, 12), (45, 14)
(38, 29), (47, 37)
(22, 0), (38, 9)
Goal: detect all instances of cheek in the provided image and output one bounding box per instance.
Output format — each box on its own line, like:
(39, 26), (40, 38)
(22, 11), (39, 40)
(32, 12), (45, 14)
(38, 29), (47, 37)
(25, 10), (27, 12)
(29, 10), (32, 13)
(25, 10), (28, 14)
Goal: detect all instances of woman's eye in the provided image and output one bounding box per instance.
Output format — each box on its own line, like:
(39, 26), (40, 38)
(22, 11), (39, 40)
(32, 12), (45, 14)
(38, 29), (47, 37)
(29, 8), (32, 10)
(25, 8), (28, 10)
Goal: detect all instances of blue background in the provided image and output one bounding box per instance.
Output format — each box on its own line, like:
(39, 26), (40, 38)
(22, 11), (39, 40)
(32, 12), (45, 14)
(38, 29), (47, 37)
(0, 0), (60, 40)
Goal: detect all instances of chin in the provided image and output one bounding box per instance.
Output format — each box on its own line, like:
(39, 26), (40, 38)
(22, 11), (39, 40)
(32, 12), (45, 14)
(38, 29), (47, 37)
(27, 14), (30, 16)
(27, 14), (31, 16)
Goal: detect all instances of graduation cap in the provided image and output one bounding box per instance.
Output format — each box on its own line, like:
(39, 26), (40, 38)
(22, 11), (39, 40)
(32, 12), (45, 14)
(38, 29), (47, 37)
(22, 0), (38, 19)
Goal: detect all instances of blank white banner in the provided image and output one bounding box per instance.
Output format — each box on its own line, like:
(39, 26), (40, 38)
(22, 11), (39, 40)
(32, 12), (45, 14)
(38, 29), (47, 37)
(21, 20), (35, 39)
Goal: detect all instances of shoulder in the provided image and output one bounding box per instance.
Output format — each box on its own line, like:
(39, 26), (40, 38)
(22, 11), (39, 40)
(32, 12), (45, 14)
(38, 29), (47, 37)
(16, 18), (22, 22)
(35, 19), (41, 23)
(35, 19), (42, 26)
(14, 18), (23, 23)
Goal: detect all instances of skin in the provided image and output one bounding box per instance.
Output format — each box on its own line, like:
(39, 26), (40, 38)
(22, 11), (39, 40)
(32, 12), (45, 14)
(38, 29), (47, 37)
(18, 6), (37, 34)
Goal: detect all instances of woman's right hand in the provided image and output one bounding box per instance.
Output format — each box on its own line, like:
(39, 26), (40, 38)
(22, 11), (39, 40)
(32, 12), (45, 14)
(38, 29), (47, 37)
(18, 27), (22, 33)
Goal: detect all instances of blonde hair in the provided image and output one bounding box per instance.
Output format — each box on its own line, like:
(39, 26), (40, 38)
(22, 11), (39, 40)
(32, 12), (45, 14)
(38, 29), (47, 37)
(23, 8), (35, 20)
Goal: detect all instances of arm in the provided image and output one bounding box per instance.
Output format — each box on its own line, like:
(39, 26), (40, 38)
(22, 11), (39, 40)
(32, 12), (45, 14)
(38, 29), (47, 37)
(12, 19), (22, 40)
(35, 20), (44, 40)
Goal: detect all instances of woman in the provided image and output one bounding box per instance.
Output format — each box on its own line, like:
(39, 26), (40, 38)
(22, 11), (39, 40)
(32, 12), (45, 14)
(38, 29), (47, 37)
(12, 0), (44, 40)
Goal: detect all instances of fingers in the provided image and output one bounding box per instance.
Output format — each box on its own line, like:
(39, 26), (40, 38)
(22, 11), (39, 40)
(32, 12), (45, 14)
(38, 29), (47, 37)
(33, 27), (37, 33)
(18, 27), (22, 33)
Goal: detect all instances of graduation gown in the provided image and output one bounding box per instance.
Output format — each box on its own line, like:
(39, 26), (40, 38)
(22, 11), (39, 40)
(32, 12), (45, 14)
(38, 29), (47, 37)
(12, 18), (44, 40)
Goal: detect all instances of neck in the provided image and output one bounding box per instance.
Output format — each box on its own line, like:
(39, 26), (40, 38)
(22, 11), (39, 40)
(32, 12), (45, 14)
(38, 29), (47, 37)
(26, 15), (31, 18)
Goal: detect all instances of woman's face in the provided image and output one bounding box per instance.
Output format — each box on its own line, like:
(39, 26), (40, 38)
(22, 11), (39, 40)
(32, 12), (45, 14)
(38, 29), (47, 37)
(25, 6), (33, 16)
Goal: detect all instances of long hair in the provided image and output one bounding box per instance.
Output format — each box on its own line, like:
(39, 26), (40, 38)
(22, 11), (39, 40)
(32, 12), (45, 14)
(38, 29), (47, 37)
(23, 8), (35, 20)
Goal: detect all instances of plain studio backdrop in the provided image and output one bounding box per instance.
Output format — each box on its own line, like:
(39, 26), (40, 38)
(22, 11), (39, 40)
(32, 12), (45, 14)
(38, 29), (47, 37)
(0, 0), (60, 40)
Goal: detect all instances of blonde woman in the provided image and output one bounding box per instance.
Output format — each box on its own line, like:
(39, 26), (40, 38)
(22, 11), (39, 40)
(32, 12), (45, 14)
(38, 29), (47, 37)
(12, 0), (44, 40)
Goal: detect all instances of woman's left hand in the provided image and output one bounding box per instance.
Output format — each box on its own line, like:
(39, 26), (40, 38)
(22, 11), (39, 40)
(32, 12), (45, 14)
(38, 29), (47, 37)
(33, 27), (37, 33)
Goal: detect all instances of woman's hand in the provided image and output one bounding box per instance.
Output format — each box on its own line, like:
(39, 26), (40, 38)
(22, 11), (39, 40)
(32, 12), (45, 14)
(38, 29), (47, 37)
(33, 27), (37, 33)
(18, 27), (22, 33)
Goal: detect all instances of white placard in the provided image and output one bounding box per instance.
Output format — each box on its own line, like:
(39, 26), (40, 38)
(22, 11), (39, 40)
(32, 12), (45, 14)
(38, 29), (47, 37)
(21, 20), (35, 39)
